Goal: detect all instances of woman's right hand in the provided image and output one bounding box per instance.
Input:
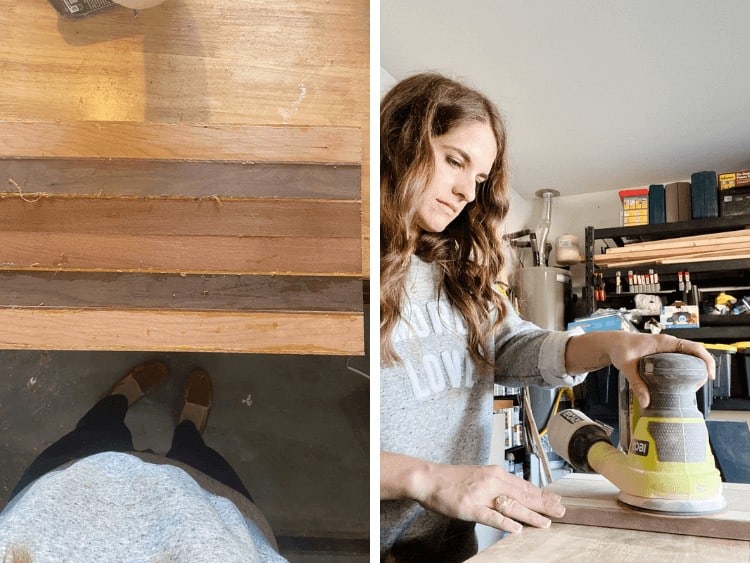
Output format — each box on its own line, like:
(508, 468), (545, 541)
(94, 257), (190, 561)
(381, 451), (565, 533)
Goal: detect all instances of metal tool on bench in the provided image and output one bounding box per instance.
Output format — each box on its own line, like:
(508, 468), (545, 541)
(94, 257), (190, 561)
(548, 352), (726, 515)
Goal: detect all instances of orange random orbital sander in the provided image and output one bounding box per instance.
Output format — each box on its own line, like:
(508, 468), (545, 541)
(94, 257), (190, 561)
(548, 352), (726, 515)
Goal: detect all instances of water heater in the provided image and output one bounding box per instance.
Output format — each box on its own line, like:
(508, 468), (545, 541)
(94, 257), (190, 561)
(515, 266), (571, 430)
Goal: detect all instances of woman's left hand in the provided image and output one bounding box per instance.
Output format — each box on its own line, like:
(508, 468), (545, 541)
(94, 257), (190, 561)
(567, 332), (715, 408)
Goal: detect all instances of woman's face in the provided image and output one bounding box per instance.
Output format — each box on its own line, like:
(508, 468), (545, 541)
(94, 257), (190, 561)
(415, 120), (497, 233)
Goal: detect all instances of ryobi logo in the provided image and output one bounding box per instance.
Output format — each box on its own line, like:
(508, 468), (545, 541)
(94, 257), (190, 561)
(560, 410), (583, 424)
(631, 439), (650, 456)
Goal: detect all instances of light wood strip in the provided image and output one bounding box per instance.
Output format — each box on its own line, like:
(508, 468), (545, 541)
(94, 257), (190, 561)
(0, 159), (360, 199)
(544, 473), (750, 541)
(0, 272), (362, 312)
(0, 232), (361, 275)
(598, 243), (750, 263)
(0, 122), (361, 164)
(468, 523), (749, 562)
(595, 244), (750, 267)
(604, 231), (750, 255)
(661, 253), (750, 265)
(0, 195), (360, 238)
(0, 309), (365, 355)
(0, 1), (368, 127)
(608, 228), (750, 249)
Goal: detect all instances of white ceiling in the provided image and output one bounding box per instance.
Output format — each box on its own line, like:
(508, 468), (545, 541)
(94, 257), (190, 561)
(381, 1), (750, 199)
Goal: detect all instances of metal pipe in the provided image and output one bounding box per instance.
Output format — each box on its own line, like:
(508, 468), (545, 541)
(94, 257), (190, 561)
(534, 189), (559, 267)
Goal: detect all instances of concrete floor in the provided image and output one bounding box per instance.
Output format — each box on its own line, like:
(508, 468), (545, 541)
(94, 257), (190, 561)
(0, 343), (369, 561)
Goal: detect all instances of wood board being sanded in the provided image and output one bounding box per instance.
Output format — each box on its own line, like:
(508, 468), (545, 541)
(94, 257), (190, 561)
(467, 522), (749, 562)
(544, 473), (750, 541)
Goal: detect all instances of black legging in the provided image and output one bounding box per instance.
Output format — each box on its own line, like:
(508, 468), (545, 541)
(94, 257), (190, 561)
(9, 394), (253, 502)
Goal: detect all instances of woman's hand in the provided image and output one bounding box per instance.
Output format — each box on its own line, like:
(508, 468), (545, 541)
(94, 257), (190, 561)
(605, 333), (715, 408)
(566, 332), (716, 408)
(381, 451), (565, 533)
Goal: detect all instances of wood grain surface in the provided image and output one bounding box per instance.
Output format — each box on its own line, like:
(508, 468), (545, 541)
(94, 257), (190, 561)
(0, 121), (361, 164)
(595, 229), (750, 268)
(546, 473), (750, 541)
(0, 2), (368, 127)
(0, 309), (364, 355)
(0, 194), (360, 238)
(0, 159), (360, 199)
(0, 0), (369, 274)
(468, 522), (749, 562)
(0, 272), (363, 312)
(0, 231), (361, 275)
(0, 1), (368, 351)
(469, 473), (750, 561)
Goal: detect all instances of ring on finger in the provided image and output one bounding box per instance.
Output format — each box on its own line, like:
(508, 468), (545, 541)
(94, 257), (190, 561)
(494, 495), (512, 513)
(676, 339), (685, 353)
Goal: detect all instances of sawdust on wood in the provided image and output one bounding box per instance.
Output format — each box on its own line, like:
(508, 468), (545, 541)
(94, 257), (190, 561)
(8, 179), (45, 203)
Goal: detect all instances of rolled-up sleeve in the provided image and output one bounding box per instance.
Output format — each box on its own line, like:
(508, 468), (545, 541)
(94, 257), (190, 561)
(494, 301), (588, 388)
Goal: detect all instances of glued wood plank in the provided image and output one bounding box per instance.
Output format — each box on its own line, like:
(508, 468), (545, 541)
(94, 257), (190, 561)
(0, 272), (362, 312)
(0, 309), (364, 355)
(544, 473), (750, 541)
(0, 232), (361, 275)
(0, 159), (359, 199)
(0, 195), (360, 238)
(0, 122), (361, 164)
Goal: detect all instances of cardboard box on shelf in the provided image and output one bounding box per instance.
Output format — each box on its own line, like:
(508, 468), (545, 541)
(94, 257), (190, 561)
(619, 188), (649, 226)
(719, 170), (750, 191)
(567, 312), (639, 333)
(660, 303), (700, 329)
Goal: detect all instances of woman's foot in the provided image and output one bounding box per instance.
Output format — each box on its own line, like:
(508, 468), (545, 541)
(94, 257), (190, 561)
(178, 368), (213, 434)
(106, 360), (169, 406)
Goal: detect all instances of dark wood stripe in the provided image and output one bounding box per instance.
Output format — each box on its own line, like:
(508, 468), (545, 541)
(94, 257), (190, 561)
(0, 272), (362, 312)
(0, 195), (360, 238)
(0, 159), (360, 199)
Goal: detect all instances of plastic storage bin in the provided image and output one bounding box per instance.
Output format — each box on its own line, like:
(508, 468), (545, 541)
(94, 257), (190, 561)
(732, 342), (750, 398)
(702, 343), (736, 399)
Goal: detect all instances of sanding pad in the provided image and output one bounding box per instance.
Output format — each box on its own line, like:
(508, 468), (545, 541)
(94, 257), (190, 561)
(618, 492), (727, 517)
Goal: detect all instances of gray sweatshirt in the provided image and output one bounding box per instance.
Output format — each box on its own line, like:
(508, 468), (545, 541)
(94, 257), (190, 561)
(0, 451), (288, 563)
(381, 255), (586, 556)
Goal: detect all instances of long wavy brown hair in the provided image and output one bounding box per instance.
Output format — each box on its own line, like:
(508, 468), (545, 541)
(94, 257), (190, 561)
(381, 73), (511, 373)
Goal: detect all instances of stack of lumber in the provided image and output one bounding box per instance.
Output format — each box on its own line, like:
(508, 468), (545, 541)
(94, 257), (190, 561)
(594, 228), (750, 268)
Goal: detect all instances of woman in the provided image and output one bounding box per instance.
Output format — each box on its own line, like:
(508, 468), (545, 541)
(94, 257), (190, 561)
(0, 360), (287, 562)
(379, 72), (714, 562)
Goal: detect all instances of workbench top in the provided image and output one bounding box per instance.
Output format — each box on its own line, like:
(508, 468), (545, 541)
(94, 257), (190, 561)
(468, 474), (750, 562)
(468, 522), (749, 562)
